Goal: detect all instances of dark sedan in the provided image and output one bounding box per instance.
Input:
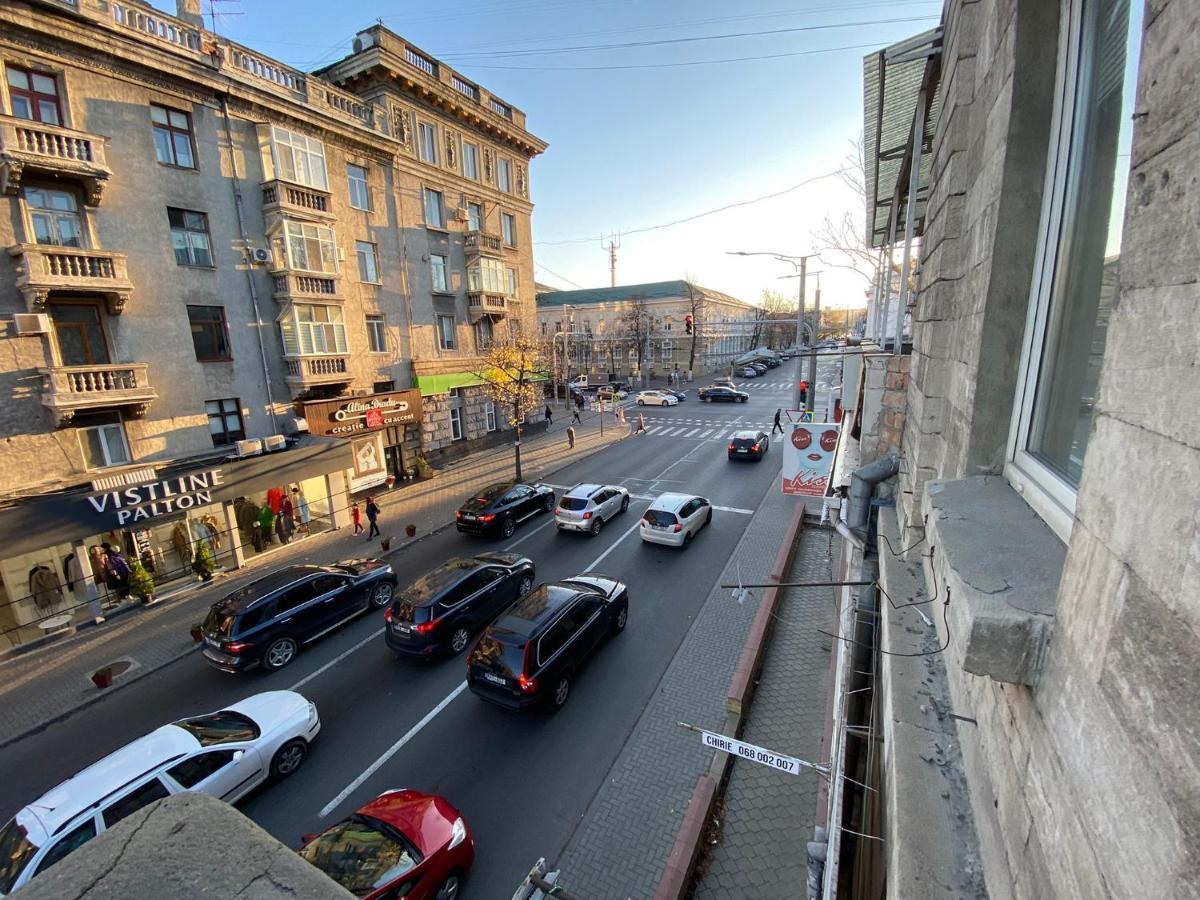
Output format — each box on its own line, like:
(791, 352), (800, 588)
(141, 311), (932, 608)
(455, 481), (556, 538)
(728, 429), (769, 460)
(385, 552), (535, 657)
(201, 560), (396, 672)
(698, 385), (750, 403)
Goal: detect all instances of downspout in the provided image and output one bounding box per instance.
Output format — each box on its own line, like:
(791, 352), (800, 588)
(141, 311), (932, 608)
(844, 454), (900, 544)
(217, 92), (279, 435)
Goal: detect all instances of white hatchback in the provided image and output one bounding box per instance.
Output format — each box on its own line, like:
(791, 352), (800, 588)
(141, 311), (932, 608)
(636, 390), (678, 407)
(0, 691), (319, 895)
(639, 493), (713, 548)
(555, 483), (631, 535)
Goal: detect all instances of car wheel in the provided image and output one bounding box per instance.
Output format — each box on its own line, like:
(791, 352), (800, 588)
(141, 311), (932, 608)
(270, 738), (307, 780)
(637, 399), (645, 406)
(262, 636), (298, 671)
(551, 675), (571, 710)
(705, 507), (713, 526)
(683, 530), (694, 547)
(434, 870), (465, 900)
(740, 396), (748, 402)
(518, 574), (534, 595)
(448, 623), (473, 655)
(543, 495), (555, 513)
(590, 516), (603, 536)
(369, 580), (395, 609)
(501, 517), (516, 538)
(620, 495), (630, 513)
(612, 602), (628, 634)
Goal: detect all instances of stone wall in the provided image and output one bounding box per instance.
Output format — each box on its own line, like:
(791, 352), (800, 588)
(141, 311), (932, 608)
(859, 354), (910, 467)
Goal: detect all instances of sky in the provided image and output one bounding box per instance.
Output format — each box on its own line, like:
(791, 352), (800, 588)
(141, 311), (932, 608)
(218, 0), (943, 309)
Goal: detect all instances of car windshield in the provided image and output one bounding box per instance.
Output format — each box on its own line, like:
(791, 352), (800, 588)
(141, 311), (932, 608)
(0, 818), (38, 895)
(173, 710), (261, 747)
(300, 815), (420, 897)
(643, 509), (678, 527)
(560, 496), (589, 511)
(462, 485), (508, 511)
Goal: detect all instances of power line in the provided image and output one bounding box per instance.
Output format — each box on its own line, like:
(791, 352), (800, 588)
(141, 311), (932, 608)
(534, 262), (585, 289)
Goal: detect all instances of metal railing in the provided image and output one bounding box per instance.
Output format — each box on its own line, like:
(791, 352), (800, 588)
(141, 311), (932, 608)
(451, 75), (479, 101)
(42, 363), (151, 396)
(405, 46), (438, 77)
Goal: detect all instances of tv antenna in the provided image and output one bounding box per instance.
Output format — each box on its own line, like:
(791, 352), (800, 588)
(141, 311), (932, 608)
(601, 232), (621, 287)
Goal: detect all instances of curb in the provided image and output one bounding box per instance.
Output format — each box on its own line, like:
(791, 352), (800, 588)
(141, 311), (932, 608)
(653, 500), (808, 900)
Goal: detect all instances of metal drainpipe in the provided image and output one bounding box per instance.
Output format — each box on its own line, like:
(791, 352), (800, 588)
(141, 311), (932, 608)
(846, 454), (900, 542)
(217, 93), (278, 435)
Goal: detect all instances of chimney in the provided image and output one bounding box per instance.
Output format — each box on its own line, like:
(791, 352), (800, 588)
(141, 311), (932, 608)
(176, 0), (203, 28)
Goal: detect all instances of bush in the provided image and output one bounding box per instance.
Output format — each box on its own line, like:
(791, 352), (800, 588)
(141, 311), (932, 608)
(191, 541), (216, 580)
(128, 559), (156, 601)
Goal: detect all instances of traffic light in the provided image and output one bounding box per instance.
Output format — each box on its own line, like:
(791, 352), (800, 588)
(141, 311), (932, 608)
(685, 314), (693, 335)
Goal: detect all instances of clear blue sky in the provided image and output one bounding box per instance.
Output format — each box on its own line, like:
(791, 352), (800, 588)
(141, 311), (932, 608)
(221, 0), (942, 307)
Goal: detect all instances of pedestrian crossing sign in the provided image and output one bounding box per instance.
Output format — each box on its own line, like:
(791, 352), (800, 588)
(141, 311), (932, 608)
(800, 411), (814, 423)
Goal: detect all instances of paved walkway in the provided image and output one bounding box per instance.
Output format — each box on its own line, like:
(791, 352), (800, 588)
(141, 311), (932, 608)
(693, 526), (836, 898)
(0, 411), (626, 749)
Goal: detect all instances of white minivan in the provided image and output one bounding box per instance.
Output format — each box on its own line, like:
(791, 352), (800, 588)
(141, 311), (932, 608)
(639, 493), (713, 548)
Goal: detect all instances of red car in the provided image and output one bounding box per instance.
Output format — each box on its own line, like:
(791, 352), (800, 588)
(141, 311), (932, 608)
(299, 789), (474, 899)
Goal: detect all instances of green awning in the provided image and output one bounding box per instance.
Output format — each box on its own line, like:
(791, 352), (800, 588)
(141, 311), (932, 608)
(414, 370), (547, 395)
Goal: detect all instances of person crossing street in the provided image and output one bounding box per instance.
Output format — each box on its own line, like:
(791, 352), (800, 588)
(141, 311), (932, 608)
(635, 413), (647, 435)
(773, 408), (784, 435)
(572, 404), (582, 424)
(544, 403), (553, 426)
(566, 424), (576, 448)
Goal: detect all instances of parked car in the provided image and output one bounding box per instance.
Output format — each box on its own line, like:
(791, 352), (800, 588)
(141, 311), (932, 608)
(636, 390), (677, 407)
(555, 483), (631, 535)
(750, 362), (769, 374)
(728, 430), (770, 461)
(385, 553), (535, 657)
(740, 366), (759, 378)
(467, 574), (629, 711)
(299, 789), (474, 900)
(764, 357), (781, 368)
(698, 385), (750, 403)
(455, 481), (556, 538)
(639, 493), (713, 548)
(201, 561), (397, 673)
(0, 691), (319, 895)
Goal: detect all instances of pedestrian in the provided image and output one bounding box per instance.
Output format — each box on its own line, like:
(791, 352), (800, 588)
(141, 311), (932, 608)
(365, 496), (381, 540)
(544, 403), (553, 426)
(800, 380), (809, 404)
(616, 407), (626, 426)
(351, 502), (363, 535)
(567, 425), (576, 448)
(635, 413), (647, 435)
(101, 542), (132, 599)
(773, 408), (784, 435)
(572, 405), (582, 424)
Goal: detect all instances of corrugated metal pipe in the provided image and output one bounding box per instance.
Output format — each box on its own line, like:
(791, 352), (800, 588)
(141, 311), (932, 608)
(845, 454), (900, 542)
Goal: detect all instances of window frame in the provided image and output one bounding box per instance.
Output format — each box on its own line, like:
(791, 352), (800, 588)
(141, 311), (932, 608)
(462, 142), (480, 180)
(283, 303), (347, 356)
(150, 103), (196, 169)
(423, 187), (444, 229)
(430, 253), (449, 293)
(206, 397), (245, 446)
(168, 207), (213, 267)
(187, 305), (232, 362)
(355, 239), (380, 283)
(497, 157), (512, 193)
(365, 314), (387, 353)
(436, 314), (457, 351)
(485, 401), (497, 432)
(467, 201), (483, 232)
(270, 125), (328, 190)
(474, 317), (493, 352)
(417, 122), (438, 164)
(6, 65), (62, 125)
(282, 220), (339, 275)
(449, 405), (464, 441)
(501, 212), (517, 247)
(25, 185), (83, 248)
(346, 163), (370, 210)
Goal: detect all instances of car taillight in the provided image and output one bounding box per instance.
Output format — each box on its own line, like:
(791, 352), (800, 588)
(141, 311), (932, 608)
(414, 620), (437, 634)
(223, 641), (252, 654)
(455, 510), (463, 520)
(582, 511), (593, 520)
(729, 443), (736, 451)
(672, 523), (682, 533)
(478, 513), (496, 523)
(384, 608), (392, 622)
(752, 443), (760, 451)
(518, 673), (538, 694)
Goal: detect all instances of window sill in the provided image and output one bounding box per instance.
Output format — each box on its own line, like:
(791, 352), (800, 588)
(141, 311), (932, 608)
(923, 475), (1065, 686)
(426, 226), (451, 235)
(156, 162), (199, 173)
(197, 357), (233, 364)
(178, 265), (217, 271)
(431, 290), (457, 298)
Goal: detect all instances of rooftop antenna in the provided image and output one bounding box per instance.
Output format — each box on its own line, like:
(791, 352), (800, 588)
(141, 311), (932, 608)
(205, 0), (243, 35)
(601, 232), (621, 287)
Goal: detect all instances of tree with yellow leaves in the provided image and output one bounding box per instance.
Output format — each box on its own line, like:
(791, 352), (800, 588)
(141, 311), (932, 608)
(471, 334), (548, 481)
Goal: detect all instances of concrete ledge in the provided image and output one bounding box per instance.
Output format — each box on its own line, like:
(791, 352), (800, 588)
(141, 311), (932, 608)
(16, 792), (354, 900)
(924, 476), (1065, 685)
(655, 773), (718, 900)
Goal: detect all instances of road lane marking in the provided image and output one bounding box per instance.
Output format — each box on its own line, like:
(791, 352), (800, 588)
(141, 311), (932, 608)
(646, 426), (663, 435)
(699, 429), (713, 438)
(683, 428), (700, 437)
(289, 627), (386, 693)
(585, 519), (642, 570)
(503, 517), (556, 550)
(319, 680), (469, 818)
(712, 505), (754, 515)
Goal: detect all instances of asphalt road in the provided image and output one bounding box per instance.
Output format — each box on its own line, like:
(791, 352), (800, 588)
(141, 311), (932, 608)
(0, 356), (841, 896)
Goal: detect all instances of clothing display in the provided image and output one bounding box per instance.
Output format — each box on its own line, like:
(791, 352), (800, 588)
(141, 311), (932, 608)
(257, 506), (275, 545)
(64, 554), (82, 597)
(293, 490), (311, 525)
(28, 565), (64, 610)
(266, 487), (285, 515)
(197, 514), (223, 549)
(171, 522), (192, 566)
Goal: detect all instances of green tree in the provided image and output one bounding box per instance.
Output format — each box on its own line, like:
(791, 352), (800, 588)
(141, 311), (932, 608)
(472, 335), (548, 481)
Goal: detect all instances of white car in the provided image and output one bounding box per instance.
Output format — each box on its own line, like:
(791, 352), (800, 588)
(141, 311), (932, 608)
(639, 493), (713, 548)
(556, 483), (631, 534)
(636, 390), (678, 407)
(740, 367), (759, 378)
(0, 691), (319, 894)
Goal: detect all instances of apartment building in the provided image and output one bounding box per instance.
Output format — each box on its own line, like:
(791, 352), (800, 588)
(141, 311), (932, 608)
(0, 0), (545, 640)
(535, 280), (757, 381)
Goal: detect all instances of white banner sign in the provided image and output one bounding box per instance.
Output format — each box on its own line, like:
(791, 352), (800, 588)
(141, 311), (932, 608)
(782, 419), (840, 497)
(700, 729), (802, 776)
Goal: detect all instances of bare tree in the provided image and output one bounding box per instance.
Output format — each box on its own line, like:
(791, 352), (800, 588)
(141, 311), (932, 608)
(758, 288), (795, 348)
(619, 294), (651, 380)
(471, 334), (547, 481)
(683, 277), (705, 372)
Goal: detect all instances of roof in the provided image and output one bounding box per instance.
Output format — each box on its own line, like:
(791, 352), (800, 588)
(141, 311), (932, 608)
(564, 483), (604, 497)
(863, 27), (943, 249)
(535, 280), (750, 310)
(648, 492), (698, 512)
(401, 558), (479, 605)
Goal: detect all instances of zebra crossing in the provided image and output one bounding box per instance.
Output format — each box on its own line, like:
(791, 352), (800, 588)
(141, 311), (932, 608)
(630, 417), (776, 442)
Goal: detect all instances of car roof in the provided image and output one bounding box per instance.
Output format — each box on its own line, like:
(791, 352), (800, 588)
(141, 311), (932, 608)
(564, 483), (604, 498)
(489, 584), (581, 637)
(472, 482), (515, 501)
(215, 565), (330, 612)
(401, 557), (486, 605)
(648, 492), (698, 512)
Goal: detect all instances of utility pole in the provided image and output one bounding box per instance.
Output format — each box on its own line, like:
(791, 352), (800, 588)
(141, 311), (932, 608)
(806, 272), (821, 414)
(602, 233), (621, 288)
(795, 257), (807, 413)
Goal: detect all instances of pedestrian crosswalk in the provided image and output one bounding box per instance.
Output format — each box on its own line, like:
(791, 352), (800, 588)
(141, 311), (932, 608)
(631, 418), (779, 442)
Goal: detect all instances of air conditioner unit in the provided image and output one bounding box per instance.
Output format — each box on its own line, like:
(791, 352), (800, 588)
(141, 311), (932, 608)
(250, 246), (273, 266)
(453, 207), (469, 222)
(262, 434), (287, 452)
(233, 439), (264, 459)
(12, 313), (51, 335)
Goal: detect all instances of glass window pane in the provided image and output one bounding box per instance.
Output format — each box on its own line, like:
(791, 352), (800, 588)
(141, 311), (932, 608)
(172, 231), (191, 265)
(172, 132), (194, 168)
(10, 95), (31, 119)
(38, 100), (60, 125)
(189, 233), (212, 267)
(168, 110), (188, 129)
(7, 68), (29, 89)
(150, 105), (168, 125)
(152, 128), (173, 164)
(31, 73), (57, 95)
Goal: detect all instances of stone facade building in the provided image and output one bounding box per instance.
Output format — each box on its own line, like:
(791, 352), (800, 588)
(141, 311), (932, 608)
(822, 0), (1200, 897)
(0, 0), (544, 639)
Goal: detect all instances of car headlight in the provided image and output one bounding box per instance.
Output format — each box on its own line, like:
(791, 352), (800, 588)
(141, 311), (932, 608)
(448, 816), (467, 849)
(307, 701), (318, 721)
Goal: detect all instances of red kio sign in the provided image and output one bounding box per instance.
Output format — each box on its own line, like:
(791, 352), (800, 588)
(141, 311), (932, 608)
(782, 422), (840, 497)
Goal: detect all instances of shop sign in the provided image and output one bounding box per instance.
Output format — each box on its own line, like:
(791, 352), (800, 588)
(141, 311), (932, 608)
(85, 468), (225, 526)
(782, 423), (840, 497)
(348, 433), (388, 493)
(303, 390), (423, 437)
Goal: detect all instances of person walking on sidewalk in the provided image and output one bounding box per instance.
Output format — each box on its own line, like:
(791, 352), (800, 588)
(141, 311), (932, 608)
(635, 413), (647, 435)
(572, 404), (582, 425)
(101, 543), (131, 599)
(544, 403), (553, 426)
(351, 502), (364, 535)
(773, 408), (784, 435)
(566, 424), (576, 449)
(365, 497), (381, 540)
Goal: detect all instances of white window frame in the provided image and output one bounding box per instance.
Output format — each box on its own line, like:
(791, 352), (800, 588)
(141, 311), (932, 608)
(78, 416), (131, 469)
(436, 314), (456, 351)
(282, 221), (339, 275)
(463, 142), (479, 180)
(418, 122), (438, 164)
(468, 257), (505, 293)
(467, 201), (483, 232)
(280, 303), (347, 356)
(355, 240), (380, 283)
(497, 158), (511, 193)
(505, 266), (518, 298)
(423, 188), (444, 228)
(501, 212), (516, 247)
(365, 315), (386, 353)
(449, 406), (464, 441)
(485, 400), (497, 432)
(270, 126), (328, 190)
(430, 254), (449, 292)
(346, 164), (370, 210)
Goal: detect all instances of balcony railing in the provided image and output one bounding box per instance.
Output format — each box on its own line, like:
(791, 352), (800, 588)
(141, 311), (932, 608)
(405, 46), (438, 77)
(284, 355), (351, 395)
(110, 1), (200, 50)
(39, 363), (157, 425)
(451, 75), (479, 101)
(465, 231), (502, 256)
(468, 291), (508, 321)
(271, 273), (340, 302)
(262, 179), (333, 221)
(488, 98), (513, 119)
(0, 115), (112, 204)
(8, 244), (133, 314)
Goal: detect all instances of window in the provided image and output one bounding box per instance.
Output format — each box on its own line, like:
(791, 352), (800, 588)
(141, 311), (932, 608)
(463, 142), (479, 180)
(475, 317), (493, 351)
(188, 306), (231, 361)
(418, 122), (438, 164)
(26, 186), (81, 247)
(366, 315), (386, 352)
(77, 412), (130, 469)
(7, 66), (61, 124)
(485, 401), (497, 432)
(150, 104), (195, 168)
(271, 126), (328, 190)
(467, 201), (483, 232)
(276, 580), (321, 614)
(468, 257), (505, 293)
(355, 240), (379, 283)
(206, 398), (244, 446)
(280, 304), (347, 355)
(173, 710), (260, 746)
(103, 778), (170, 829)
(33, 820), (96, 878)
(1009, 0), (1143, 533)
(505, 266), (518, 298)
(423, 188), (443, 228)
(167, 750), (236, 789)
(501, 212), (516, 247)
(430, 254), (449, 292)
(437, 314), (456, 351)
(168, 208), (212, 267)
(346, 164), (369, 210)
(51, 303), (108, 365)
(299, 819), (418, 896)
(283, 221), (338, 274)
(449, 406), (464, 441)
(497, 158), (512, 193)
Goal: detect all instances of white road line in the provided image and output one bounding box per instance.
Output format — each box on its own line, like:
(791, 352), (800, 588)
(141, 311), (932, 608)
(503, 516), (556, 550)
(699, 429), (713, 438)
(288, 627), (386, 693)
(646, 426), (663, 435)
(319, 680), (469, 818)
(664, 427), (685, 437)
(683, 428), (700, 437)
(584, 519), (642, 570)
(713, 505), (755, 515)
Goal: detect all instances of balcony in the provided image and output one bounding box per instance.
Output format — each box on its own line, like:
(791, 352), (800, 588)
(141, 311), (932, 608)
(0, 116), (112, 205)
(468, 291), (508, 322)
(8, 244), (134, 314)
(284, 355), (352, 396)
(271, 272), (341, 303)
(38, 363), (157, 426)
(262, 179), (334, 222)
(465, 230), (502, 258)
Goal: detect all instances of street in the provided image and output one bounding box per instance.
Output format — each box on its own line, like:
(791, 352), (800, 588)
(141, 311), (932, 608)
(0, 357), (838, 895)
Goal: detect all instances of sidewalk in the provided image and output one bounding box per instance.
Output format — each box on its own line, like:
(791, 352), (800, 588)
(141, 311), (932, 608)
(0, 410), (626, 749)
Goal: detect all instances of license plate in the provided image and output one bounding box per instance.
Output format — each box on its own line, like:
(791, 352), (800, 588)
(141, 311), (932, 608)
(393, 623), (411, 634)
(461, 514), (476, 521)
(482, 672), (506, 686)
(737, 448), (748, 453)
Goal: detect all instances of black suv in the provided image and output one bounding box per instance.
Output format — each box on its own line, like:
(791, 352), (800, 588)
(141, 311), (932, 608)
(697, 385), (749, 403)
(455, 481), (556, 538)
(728, 429), (769, 460)
(201, 560), (396, 673)
(467, 574), (628, 711)
(385, 552), (535, 657)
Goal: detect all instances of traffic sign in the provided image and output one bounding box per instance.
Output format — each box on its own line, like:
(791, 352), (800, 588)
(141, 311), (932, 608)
(699, 729), (804, 775)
